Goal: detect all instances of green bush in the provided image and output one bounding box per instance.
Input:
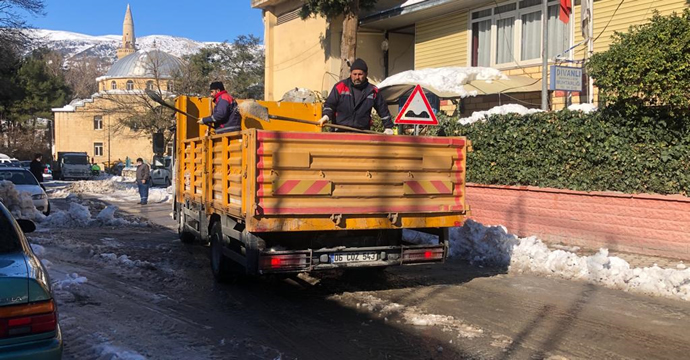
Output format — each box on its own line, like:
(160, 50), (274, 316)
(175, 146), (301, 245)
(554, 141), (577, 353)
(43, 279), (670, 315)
(438, 108), (690, 195)
(587, 9), (690, 114)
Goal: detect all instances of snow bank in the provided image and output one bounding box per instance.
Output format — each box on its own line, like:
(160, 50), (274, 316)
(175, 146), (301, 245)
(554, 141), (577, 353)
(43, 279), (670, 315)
(68, 177), (170, 203)
(567, 103), (598, 113)
(53, 273), (88, 290)
(457, 104), (543, 125)
(378, 67), (506, 98)
(98, 253), (154, 269)
(30, 244), (46, 256)
(40, 204), (144, 228)
(452, 220), (690, 301)
(0, 181), (43, 220)
(94, 343), (146, 360)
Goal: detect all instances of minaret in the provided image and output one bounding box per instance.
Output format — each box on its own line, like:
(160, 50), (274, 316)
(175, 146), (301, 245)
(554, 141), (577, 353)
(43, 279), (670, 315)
(116, 4), (136, 59)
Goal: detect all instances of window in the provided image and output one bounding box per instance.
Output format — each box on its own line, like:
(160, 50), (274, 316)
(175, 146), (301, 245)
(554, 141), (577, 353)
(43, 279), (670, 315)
(470, 0), (571, 67)
(146, 80), (155, 90)
(166, 81), (173, 92)
(94, 142), (103, 157)
(94, 116), (103, 130)
(111, 81), (117, 90)
(126, 80), (134, 90)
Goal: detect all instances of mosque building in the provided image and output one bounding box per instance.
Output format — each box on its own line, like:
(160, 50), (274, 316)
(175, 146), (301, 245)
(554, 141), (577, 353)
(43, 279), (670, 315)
(52, 4), (182, 169)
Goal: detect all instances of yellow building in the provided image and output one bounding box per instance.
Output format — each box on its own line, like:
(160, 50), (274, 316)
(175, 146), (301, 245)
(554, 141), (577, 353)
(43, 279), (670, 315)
(252, 0), (689, 113)
(52, 5), (181, 168)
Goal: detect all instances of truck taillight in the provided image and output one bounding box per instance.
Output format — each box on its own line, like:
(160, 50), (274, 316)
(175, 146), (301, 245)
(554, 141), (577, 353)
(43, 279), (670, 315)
(260, 254), (309, 272)
(0, 300), (57, 339)
(402, 248), (445, 263)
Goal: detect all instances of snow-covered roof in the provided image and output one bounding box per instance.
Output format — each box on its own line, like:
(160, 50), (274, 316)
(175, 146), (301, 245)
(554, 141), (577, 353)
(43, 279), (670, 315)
(378, 67), (506, 97)
(97, 50), (183, 81)
(52, 90), (175, 112)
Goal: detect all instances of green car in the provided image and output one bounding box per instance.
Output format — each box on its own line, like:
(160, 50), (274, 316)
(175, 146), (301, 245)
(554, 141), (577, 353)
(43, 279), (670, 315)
(0, 202), (62, 359)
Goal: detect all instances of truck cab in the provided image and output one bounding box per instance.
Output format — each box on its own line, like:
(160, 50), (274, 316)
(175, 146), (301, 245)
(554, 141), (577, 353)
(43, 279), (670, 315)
(54, 152), (91, 180)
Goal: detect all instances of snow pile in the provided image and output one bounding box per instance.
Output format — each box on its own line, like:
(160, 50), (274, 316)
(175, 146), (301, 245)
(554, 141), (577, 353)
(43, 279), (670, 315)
(0, 181), (43, 220)
(338, 293), (484, 339)
(41, 202), (92, 228)
(94, 343), (146, 360)
(567, 103), (598, 113)
(40, 203), (144, 228)
(457, 104), (543, 125)
(378, 67), (507, 98)
(98, 253), (155, 269)
(451, 220), (690, 301)
(68, 177), (170, 203)
(53, 273), (88, 290)
(30, 244), (46, 256)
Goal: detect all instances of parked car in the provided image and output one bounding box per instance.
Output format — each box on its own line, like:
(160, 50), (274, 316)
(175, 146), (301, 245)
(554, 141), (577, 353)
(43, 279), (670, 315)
(151, 155), (172, 187)
(19, 161), (32, 169)
(0, 202), (63, 359)
(0, 168), (50, 215)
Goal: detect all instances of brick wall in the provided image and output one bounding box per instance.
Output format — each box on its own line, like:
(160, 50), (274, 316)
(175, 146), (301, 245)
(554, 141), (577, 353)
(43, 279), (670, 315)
(465, 183), (690, 260)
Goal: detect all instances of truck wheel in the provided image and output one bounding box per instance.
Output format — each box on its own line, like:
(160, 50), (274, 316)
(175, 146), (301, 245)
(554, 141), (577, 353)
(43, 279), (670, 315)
(43, 202), (51, 216)
(210, 221), (233, 282)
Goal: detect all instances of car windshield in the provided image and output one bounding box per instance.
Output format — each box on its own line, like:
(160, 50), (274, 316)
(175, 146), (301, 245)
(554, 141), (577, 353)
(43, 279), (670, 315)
(64, 156), (89, 165)
(0, 170), (39, 185)
(0, 206), (21, 254)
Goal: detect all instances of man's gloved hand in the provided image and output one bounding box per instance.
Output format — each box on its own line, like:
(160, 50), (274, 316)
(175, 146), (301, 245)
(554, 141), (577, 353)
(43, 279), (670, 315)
(383, 128), (394, 135)
(317, 115), (329, 126)
(197, 118), (204, 124)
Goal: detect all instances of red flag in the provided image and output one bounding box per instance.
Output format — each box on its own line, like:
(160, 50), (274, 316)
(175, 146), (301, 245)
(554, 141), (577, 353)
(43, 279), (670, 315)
(559, 0), (572, 23)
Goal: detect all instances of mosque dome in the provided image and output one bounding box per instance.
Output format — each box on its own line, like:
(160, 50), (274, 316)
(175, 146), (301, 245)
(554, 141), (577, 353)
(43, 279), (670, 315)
(103, 50), (183, 79)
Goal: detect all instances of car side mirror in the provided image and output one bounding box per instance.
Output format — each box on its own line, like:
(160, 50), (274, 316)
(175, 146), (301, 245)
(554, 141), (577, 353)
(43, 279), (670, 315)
(17, 219), (36, 233)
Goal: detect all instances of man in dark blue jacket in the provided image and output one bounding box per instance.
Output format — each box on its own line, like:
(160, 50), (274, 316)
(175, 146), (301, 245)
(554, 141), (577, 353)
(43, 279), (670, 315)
(199, 82), (241, 133)
(319, 59), (394, 134)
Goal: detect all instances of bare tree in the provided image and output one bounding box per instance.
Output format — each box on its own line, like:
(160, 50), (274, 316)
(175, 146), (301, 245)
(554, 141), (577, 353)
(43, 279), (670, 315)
(64, 57), (108, 99)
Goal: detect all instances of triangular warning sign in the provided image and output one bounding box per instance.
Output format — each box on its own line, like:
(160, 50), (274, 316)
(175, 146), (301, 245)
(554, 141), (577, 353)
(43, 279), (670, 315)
(394, 85), (438, 125)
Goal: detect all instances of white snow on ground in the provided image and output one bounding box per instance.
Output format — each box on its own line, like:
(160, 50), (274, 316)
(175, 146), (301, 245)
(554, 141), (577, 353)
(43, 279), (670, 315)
(67, 176), (170, 203)
(30, 244), (46, 256)
(405, 221), (690, 301)
(378, 67), (506, 98)
(52, 273), (88, 290)
(567, 103), (598, 113)
(335, 293), (484, 339)
(98, 253), (154, 269)
(457, 104), (544, 125)
(39, 203), (144, 228)
(94, 343), (146, 360)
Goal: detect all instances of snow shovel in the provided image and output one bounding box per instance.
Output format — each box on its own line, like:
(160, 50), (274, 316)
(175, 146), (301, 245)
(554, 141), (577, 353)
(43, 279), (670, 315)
(145, 89), (201, 121)
(238, 100), (380, 134)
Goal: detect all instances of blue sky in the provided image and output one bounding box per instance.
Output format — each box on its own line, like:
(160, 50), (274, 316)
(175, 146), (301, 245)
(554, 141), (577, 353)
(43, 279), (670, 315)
(25, 0), (264, 43)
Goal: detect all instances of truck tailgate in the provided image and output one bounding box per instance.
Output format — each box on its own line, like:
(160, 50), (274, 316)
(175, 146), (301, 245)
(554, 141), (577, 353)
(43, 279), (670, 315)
(249, 130), (467, 232)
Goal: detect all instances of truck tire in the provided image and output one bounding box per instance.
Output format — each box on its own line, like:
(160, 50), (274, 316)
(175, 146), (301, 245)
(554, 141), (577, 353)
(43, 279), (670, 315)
(177, 208), (196, 243)
(210, 221), (234, 282)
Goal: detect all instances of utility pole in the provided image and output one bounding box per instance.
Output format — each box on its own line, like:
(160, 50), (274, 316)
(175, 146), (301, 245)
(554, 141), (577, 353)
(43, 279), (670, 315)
(541, 0), (549, 110)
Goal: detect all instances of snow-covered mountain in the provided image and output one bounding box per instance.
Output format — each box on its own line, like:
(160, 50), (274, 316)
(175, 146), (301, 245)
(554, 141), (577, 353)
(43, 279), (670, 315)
(28, 29), (219, 65)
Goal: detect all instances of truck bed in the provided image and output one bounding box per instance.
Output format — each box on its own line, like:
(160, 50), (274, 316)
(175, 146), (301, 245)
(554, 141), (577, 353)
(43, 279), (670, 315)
(178, 129), (468, 233)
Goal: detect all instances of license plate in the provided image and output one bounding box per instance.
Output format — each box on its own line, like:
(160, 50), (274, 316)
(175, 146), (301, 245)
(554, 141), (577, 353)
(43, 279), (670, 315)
(330, 252), (378, 264)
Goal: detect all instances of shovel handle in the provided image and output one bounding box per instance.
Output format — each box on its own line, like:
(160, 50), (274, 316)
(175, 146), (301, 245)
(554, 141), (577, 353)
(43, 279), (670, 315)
(267, 115), (380, 134)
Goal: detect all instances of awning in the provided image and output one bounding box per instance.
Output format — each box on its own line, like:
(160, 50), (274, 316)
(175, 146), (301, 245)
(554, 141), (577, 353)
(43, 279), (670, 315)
(379, 76), (542, 103)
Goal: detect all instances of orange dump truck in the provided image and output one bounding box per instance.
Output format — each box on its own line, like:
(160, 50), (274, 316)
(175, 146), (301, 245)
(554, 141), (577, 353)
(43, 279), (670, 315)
(173, 96), (469, 280)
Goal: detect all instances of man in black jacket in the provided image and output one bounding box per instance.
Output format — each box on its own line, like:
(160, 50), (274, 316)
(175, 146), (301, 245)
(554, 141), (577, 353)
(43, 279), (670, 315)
(29, 153), (44, 183)
(319, 59), (394, 134)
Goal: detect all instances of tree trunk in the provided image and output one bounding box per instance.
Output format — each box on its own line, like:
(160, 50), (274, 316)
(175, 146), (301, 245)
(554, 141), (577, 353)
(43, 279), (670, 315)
(339, 0), (360, 79)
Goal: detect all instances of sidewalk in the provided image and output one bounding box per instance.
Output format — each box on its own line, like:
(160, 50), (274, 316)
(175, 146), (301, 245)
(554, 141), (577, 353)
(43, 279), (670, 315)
(547, 242), (687, 269)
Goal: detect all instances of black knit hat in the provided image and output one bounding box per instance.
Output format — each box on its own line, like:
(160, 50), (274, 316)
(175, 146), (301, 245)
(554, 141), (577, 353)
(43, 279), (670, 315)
(350, 58), (368, 73)
(209, 81), (225, 91)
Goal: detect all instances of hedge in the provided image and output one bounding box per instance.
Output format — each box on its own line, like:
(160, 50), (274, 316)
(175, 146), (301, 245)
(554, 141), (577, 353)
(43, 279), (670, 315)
(431, 107), (690, 195)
